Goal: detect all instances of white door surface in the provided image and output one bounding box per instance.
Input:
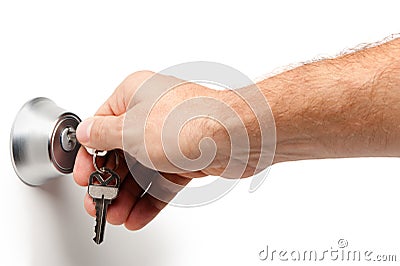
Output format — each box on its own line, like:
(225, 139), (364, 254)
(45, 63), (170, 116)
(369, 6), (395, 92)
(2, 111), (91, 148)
(1, 1), (400, 265)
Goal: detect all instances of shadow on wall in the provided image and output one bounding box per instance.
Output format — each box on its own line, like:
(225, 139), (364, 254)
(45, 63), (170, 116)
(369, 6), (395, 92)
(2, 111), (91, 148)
(24, 175), (170, 266)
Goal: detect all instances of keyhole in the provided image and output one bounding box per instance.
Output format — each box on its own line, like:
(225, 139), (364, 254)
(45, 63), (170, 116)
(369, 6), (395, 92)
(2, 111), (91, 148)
(60, 126), (77, 152)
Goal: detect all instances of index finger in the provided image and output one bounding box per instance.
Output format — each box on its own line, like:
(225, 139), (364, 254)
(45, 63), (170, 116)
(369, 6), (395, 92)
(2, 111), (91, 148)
(95, 71), (155, 117)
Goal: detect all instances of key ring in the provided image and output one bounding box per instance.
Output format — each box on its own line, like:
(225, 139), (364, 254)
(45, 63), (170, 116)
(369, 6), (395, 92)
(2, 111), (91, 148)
(92, 150), (119, 174)
(85, 147), (107, 157)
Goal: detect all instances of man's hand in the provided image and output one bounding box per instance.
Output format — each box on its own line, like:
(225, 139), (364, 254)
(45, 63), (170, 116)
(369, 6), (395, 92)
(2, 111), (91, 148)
(73, 71), (258, 230)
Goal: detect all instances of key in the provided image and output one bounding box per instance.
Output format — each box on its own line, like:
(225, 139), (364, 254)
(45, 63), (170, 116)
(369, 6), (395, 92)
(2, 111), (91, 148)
(88, 167), (121, 245)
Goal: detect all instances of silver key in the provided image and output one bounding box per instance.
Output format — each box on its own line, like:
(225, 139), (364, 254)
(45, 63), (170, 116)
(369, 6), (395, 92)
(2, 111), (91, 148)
(88, 168), (120, 245)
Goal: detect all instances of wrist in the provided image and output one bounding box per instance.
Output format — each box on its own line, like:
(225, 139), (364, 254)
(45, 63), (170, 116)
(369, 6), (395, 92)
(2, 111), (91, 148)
(204, 87), (275, 177)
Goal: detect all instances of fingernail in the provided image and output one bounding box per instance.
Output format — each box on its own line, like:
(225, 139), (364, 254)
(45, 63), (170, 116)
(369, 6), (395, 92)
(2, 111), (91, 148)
(76, 118), (93, 144)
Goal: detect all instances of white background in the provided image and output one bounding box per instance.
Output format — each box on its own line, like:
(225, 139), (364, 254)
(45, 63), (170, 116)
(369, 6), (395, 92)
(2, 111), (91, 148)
(1, 0), (400, 265)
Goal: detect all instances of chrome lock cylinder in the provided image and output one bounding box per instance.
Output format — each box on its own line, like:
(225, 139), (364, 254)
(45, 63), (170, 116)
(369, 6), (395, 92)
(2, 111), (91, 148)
(10, 97), (81, 186)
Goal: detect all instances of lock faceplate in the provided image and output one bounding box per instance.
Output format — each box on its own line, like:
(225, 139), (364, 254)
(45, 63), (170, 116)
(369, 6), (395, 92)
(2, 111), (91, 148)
(10, 97), (81, 186)
(50, 113), (81, 173)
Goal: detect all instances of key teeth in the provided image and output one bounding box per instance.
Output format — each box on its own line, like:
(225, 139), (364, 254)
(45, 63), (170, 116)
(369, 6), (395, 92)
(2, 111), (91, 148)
(93, 206), (103, 245)
(93, 235), (103, 245)
(93, 223), (103, 244)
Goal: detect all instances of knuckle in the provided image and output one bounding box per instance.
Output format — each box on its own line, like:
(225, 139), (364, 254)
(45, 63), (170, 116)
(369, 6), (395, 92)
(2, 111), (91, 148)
(91, 119), (107, 146)
(119, 71), (155, 105)
(126, 70), (154, 83)
(116, 115), (124, 134)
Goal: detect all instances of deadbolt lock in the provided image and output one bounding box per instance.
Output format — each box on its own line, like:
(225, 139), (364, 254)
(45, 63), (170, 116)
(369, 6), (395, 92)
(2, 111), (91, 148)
(10, 97), (81, 186)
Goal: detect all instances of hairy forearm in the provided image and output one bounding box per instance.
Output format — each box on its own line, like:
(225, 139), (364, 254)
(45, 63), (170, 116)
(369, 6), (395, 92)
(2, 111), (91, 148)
(259, 37), (400, 163)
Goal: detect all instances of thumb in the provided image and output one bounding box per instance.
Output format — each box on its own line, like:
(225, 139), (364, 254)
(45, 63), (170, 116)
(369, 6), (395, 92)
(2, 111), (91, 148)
(76, 115), (124, 150)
